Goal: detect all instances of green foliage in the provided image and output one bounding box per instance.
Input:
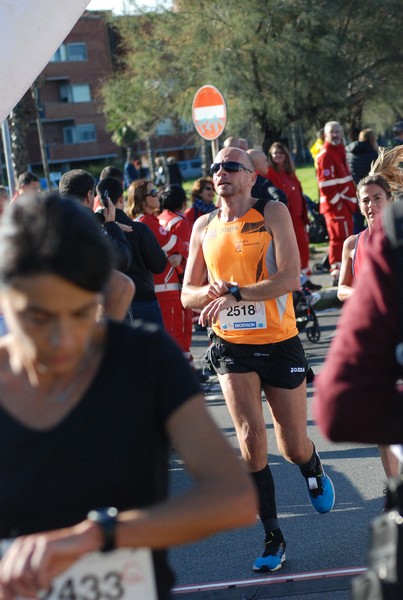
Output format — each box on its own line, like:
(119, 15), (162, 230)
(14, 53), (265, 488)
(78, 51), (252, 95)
(101, 0), (403, 151)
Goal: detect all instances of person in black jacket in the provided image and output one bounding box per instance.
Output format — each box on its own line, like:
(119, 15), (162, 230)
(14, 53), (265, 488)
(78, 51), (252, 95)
(59, 169), (134, 320)
(248, 149), (288, 205)
(97, 177), (167, 326)
(346, 128), (378, 233)
(59, 169), (132, 274)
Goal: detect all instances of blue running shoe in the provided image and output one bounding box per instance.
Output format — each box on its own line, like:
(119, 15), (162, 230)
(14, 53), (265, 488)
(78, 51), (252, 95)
(306, 465), (335, 514)
(253, 531), (286, 572)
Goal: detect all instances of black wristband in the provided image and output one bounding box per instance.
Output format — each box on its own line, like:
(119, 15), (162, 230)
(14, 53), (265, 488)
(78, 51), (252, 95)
(227, 284), (242, 302)
(87, 507), (118, 553)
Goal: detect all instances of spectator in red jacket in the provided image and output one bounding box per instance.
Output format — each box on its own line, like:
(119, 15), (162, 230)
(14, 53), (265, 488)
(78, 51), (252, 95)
(126, 179), (187, 339)
(267, 142), (320, 290)
(316, 121), (357, 286)
(158, 184), (193, 358)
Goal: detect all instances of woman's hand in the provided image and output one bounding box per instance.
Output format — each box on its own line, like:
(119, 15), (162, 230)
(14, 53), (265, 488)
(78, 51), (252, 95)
(0, 522), (99, 599)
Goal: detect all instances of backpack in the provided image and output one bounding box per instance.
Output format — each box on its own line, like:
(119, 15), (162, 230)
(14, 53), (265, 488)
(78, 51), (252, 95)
(352, 201), (403, 600)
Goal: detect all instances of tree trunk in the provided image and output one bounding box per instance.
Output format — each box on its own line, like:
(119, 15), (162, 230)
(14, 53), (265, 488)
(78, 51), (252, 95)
(9, 99), (30, 177)
(260, 120), (283, 155)
(146, 136), (155, 181)
(31, 84), (52, 189)
(348, 104), (363, 141)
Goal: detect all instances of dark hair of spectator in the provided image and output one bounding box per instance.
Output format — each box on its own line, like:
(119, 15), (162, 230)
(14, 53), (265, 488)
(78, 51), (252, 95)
(0, 192), (113, 291)
(17, 171), (39, 188)
(100, 166), (124, 183)
(59, 169), (95, 200)
(160, 184), (187, 212)
(190, 177), (214, 204)
(96, 177), (124, 206)
(358, 128), (378, 151)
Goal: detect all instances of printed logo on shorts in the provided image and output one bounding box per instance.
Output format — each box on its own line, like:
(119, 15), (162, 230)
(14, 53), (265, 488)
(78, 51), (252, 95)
(290, 367), (305, 373)
(324, 169), (330, 176)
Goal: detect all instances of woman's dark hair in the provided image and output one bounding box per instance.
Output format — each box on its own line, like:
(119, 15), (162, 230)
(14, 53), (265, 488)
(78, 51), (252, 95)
(0, 192), (114, 291)
(268, 142), (295, 176)
(190, 177), (214, 204)
(356, 174), (392, 200)
(160, 184), (187, 212)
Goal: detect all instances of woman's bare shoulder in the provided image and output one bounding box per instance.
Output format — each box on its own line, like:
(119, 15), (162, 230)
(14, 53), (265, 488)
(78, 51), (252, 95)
(343, 233), (358, 252)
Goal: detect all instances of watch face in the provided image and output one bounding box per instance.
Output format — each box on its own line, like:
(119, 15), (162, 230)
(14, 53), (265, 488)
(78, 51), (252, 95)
(228, 285), (241, 301)
(88, 507), (118, 522)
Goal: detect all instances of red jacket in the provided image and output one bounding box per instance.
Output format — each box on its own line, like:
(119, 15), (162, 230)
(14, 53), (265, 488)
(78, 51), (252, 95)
(316, 142), (357, 215)
(158, 210), (191, 247)
(158, 209), (191, 275)
(266, 167), (309, 224)
(137, 212), (186, 293)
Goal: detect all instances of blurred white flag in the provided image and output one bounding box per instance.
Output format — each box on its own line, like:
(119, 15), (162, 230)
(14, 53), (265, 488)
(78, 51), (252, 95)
(0, 0), (90, 123)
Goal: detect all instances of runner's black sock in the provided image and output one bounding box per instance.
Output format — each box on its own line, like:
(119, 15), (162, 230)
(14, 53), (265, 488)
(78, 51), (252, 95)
(299, 444), (321, 477)
(251, 464), (280, 534)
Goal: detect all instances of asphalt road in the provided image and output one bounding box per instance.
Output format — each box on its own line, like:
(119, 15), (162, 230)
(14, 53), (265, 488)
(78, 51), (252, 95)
(168, 305), (385, 599)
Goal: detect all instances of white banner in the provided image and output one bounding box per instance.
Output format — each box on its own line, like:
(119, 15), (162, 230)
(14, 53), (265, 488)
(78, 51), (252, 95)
(0, 0), (91, 123)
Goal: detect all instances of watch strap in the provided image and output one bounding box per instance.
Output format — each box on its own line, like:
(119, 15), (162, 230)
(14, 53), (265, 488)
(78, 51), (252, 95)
(88, 507), (118, 553)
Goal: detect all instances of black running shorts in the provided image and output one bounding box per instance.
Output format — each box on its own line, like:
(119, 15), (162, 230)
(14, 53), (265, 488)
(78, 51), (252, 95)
(206, 334), (308, 389)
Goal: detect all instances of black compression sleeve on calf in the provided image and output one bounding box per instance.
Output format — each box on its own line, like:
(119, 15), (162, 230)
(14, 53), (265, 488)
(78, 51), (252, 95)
(251, 464), (279, 534)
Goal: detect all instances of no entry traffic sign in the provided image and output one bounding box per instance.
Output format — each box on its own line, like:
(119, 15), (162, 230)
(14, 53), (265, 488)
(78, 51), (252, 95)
(192, 85), (227, 141)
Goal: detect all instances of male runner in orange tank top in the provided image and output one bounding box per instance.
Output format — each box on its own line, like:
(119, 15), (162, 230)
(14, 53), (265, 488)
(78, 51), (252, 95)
(182, 147), (335, 572)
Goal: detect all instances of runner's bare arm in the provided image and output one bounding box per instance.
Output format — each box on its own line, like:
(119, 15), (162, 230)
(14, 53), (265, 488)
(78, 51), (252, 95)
(181, 215), (231, 309)
(337, 235), (356, 302)
(0, 395), (257, 596)
(102, 269), (135, 321)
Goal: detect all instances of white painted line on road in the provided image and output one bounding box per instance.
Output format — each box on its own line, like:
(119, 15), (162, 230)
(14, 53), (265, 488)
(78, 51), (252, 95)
(172, 566), (367, 594)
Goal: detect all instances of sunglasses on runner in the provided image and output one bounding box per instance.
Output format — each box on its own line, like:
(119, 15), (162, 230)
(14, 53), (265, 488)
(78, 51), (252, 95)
(147, 189), (158, 197)
(210, 161), (254, 176)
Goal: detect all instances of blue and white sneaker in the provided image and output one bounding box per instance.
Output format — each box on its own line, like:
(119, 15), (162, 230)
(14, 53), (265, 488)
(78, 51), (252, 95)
(253, 530), (286, 572)
(305, 464), (335, 514)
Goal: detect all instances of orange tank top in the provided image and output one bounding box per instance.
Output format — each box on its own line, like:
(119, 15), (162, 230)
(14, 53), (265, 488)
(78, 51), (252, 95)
(202, 199), (298, 344)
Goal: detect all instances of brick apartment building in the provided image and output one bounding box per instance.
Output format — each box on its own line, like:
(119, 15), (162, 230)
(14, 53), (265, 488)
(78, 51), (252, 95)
(27, 11), (121, 176)
(5, 10), (200, 183)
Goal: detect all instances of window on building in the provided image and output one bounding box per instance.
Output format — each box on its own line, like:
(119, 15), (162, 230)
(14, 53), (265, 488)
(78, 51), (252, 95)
(51, 43), (88, 62)
(155, 119), (174, 136)
(63, 124), (97, 144)
(60, 84), (91, 103)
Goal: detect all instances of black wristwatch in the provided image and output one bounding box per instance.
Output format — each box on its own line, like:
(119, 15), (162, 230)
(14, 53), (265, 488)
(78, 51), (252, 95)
(227, 284), (242, 302)
(87, 507), (118, 553)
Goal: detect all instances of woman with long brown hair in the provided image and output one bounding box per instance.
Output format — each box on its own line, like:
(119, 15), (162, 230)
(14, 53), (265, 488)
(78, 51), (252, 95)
(127, 179), (187, 339)
(267, 142), (318, 290)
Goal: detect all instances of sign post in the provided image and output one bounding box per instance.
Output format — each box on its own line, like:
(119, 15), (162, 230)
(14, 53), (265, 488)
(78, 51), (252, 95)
(192, 85), (227, 165)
